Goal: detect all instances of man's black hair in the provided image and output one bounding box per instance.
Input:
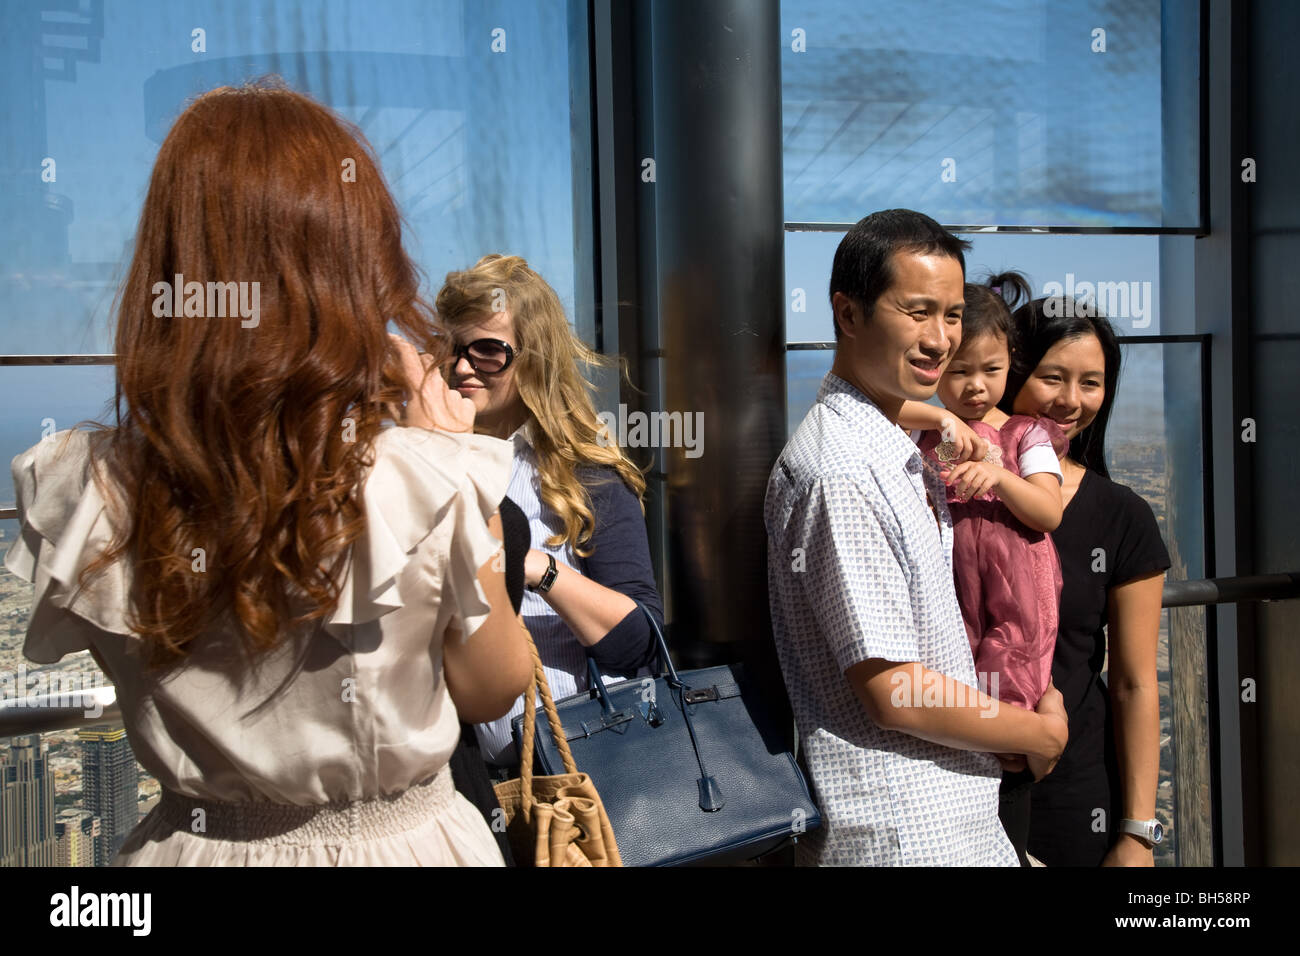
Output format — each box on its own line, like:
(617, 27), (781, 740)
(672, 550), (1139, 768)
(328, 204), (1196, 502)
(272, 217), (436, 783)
(828, 209), (971, 340)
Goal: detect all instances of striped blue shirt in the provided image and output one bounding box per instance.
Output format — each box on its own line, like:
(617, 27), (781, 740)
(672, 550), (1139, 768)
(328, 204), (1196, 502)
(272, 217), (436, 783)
(473, 423), (664, 765)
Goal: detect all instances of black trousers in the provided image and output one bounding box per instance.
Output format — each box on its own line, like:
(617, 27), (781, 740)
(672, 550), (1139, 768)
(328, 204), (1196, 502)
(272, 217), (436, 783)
(999, 768), (1035, 867)
(447, 722), (516, 866)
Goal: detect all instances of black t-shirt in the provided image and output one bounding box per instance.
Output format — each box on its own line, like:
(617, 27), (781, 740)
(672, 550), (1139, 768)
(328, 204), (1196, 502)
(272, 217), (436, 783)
(1039, 467), (1171, 787)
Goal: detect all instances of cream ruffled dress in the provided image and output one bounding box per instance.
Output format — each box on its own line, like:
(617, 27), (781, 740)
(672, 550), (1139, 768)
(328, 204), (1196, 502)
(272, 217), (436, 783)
(6, 426), (513, 866)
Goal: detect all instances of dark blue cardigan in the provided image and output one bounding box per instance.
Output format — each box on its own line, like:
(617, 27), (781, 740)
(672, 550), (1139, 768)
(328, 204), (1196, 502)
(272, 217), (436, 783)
(573, 467), (665, 675)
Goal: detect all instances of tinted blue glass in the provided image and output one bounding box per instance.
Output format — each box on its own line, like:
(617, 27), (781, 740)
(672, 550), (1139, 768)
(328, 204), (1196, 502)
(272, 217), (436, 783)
(785, 348), (833, 436)
(781, 0), (1200, 227)
(0, 0), (590, 357)
(0, 365), (116, 509)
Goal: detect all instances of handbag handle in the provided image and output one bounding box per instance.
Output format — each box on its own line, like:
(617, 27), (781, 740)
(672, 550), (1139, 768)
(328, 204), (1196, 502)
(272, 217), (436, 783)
(584, 603), (680, 707)
(584, 604), (725, 812)
(644, 602), (683, 684)
(516, 619), (579, 823)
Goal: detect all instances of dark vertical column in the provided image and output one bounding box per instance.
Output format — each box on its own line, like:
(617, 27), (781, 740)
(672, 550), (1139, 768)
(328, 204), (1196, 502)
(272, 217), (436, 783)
(647, 1), (789, 732)
(590, 0), (659, 580)
(567, 0), (598, 347)
(1159, 0), (1209, 862)
(1247, 0), (1300, 867)
(1196, 0), (1251, 867)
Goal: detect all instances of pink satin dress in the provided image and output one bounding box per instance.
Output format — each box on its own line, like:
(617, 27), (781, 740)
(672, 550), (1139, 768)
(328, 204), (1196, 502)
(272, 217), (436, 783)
(917, 416), (1068, 711)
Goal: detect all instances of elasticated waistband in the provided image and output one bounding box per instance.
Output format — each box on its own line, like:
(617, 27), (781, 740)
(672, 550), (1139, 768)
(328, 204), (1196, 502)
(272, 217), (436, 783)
(155, 767), (456, 845)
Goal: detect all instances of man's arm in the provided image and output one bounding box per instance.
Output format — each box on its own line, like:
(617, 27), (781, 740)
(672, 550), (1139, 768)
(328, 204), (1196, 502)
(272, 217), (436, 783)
(795, 474), (1066, 777)
(846, 659), (1067, 775)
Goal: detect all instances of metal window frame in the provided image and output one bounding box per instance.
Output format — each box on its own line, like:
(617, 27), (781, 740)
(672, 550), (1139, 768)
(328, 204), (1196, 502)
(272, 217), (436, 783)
(787, 224), (1207, 236)
(0, 356), (113, 365)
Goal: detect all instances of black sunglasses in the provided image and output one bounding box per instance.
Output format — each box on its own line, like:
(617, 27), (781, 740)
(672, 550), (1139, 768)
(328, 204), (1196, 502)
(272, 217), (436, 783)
(447, 338), (518, 375)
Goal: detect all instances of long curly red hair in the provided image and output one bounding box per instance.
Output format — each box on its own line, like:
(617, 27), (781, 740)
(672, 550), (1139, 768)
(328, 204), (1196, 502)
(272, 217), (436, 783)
(81, 80), (443, 665)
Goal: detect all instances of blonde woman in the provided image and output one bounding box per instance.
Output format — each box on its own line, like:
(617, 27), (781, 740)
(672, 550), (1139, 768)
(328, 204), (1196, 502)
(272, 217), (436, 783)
(436, 254), (665, 769)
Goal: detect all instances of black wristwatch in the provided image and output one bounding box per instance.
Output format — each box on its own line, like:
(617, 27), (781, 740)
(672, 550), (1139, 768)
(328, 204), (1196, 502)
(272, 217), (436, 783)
(528, 552), (558, 594)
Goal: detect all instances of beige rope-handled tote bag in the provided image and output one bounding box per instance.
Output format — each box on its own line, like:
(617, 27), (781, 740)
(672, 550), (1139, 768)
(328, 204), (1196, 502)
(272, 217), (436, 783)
(492, 623), (623, 867)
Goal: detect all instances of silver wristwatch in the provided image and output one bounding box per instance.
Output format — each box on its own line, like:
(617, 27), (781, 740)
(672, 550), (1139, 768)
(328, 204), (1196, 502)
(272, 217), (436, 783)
(1119, 817), (1164, 848)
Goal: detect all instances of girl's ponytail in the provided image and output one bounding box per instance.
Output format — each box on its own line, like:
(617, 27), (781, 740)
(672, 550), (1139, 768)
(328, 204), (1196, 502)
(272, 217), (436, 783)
(987, 271), (1033, 312)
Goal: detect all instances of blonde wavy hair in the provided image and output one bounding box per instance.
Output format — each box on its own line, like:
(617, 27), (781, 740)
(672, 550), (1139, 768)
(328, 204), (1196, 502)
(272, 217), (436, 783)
(436, 255), (645, 555)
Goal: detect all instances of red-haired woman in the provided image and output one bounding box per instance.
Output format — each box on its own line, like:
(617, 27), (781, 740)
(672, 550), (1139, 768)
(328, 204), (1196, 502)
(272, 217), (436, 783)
(5, 81), (532, 865)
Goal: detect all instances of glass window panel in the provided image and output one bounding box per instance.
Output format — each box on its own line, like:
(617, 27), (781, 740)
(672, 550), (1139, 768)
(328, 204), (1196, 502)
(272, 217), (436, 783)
(1, 0), (592, 354)
(1, 515), (33, 676)
(1, 4), (594, 859)
(781, 0), (1200, 228)
(1105, 341), (1208, 867)
(1105, 341), (1204, 580)
(0, 365), (116, 511)
(785, 347), (833, 435)
(0, 365), (175, 859)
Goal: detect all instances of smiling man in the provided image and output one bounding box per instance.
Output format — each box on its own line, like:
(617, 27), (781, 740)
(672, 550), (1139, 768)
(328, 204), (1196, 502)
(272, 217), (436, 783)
(764, 209), (1069, 866)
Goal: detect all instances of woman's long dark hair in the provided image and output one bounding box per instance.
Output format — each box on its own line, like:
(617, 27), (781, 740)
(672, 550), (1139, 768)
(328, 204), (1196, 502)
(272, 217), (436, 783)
(998, 296), (1123, 478)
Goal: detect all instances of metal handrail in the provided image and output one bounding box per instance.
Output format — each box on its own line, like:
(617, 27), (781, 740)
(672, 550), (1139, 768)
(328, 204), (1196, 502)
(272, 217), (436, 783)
(1161, 572), (1300, 607)
(0, 688), (121, 739)
(4, 572), (1298, 742)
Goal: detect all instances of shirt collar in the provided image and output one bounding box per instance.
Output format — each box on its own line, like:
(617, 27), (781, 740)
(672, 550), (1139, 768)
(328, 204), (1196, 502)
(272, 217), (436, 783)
(505, 418), (535, 451)
(817, 372), (920, 472)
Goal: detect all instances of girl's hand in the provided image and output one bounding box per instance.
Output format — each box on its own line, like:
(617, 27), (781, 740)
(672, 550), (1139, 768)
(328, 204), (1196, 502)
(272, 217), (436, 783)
(1027, 682), (1068, 781)
(995, 753), (1027, 773)
(389, 334), (475, 433)
(941, 460), (1001, 501)
(938, 416), (989, 465)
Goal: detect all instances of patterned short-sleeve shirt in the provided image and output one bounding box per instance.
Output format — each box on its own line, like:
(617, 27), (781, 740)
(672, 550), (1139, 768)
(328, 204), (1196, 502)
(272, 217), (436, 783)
(765, 372), (1018, 866)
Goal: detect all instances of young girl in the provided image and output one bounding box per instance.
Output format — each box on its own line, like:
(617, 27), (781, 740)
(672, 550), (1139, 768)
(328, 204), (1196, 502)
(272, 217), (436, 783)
(900, 272), (1068, 864)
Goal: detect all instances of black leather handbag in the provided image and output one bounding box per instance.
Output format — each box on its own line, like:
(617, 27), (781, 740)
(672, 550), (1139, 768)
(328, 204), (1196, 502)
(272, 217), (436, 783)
(511, 605), (821, 866)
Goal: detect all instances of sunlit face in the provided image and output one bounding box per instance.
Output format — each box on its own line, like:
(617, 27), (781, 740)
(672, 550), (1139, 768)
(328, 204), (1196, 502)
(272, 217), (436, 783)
(1011, 332), (1107, 440)
(443, 309), (527, 437)
(834, 251), (965, 420)
(937, 330), (1009, 422)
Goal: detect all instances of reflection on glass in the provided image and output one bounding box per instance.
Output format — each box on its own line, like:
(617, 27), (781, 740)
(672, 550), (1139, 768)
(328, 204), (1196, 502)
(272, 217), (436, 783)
(781, 0), (1199, 227)
(1, 0), (590, 355)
